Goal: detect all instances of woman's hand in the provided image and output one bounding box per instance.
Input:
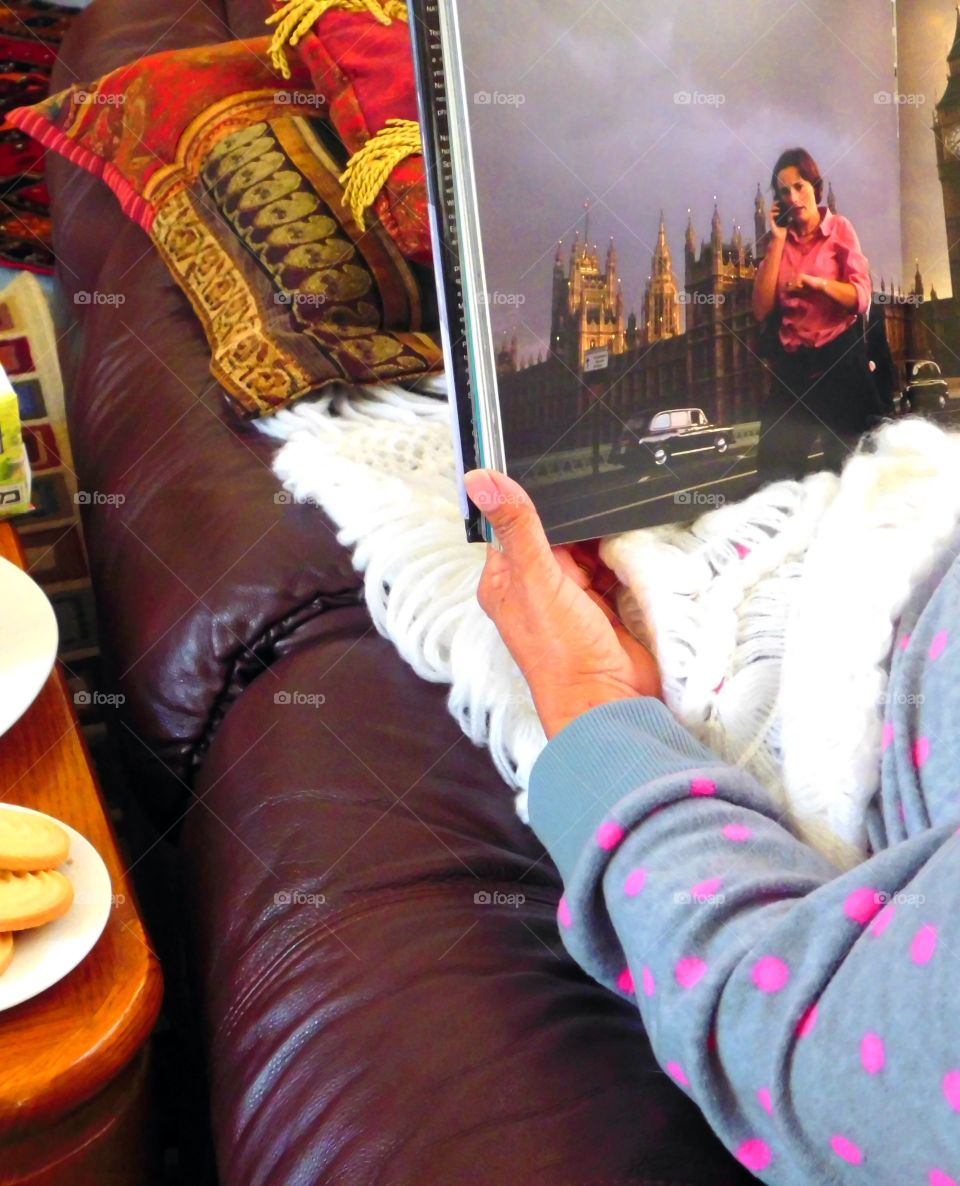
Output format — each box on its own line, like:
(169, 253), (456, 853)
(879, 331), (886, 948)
(463, 468), (662, 739)
(785, 272), (825, 293)
(769, 201), (789, 243)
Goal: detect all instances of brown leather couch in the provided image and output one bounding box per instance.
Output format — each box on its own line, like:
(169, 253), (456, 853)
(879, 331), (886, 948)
(46, 1), (757, 1182)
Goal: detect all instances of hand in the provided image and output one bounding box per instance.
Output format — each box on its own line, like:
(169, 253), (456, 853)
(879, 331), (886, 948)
(785, 272), (824, 293)
(769, 202), (788, 243)
(463, 468), (662, 739)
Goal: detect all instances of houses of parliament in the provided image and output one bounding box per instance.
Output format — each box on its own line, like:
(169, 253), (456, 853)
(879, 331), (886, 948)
(496, 6), (960, 461)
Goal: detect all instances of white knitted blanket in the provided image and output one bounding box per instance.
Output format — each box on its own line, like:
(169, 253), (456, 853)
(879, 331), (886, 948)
(257, 378), (960, 872)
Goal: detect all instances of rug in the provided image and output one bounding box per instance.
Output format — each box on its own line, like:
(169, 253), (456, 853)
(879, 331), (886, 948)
(0, 0), (81, 274)
(261, 387), (960, 871)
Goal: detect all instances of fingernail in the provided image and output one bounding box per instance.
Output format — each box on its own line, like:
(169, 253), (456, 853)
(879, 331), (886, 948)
(463, 469), (500, 510)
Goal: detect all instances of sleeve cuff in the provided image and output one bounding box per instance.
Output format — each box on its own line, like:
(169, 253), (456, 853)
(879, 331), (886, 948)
(527, 697), (720, 886)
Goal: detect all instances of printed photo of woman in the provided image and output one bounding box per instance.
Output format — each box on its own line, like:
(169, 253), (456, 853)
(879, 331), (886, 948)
(753, 147), (885, 480)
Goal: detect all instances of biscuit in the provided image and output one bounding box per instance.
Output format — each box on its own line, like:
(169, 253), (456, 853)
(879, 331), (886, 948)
(0, 869), (74, 931)
(0, 807), (69, 872)
(0, 932), (11, 976)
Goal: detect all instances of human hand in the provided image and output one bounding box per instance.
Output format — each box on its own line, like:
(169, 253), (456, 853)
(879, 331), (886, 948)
(463, 468), (662, 739)
(785, 272), (824, 293)
(769, 201), (789, 242)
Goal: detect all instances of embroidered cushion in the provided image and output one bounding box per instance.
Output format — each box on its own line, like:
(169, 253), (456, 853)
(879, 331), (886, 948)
(151, 113), (441, 417)
(7, 38), (443, 417)
(7, 36), (318, 232)
(266, 1), (430, 265)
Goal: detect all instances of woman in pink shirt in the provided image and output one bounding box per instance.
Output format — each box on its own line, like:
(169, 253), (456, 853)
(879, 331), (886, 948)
(752, 147), (883, 481)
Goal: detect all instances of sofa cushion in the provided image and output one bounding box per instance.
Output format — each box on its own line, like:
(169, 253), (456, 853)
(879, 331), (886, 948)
(182, 626), (757, 1186)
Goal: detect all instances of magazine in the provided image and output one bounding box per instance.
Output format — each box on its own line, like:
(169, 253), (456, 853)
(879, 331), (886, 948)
(409, 0), (960, 544)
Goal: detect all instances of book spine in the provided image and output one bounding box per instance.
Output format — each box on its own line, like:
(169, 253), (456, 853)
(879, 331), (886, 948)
(409, 0), (485, 542)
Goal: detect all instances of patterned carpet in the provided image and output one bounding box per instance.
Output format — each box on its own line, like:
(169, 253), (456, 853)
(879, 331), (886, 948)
(0, 0), (81, 274)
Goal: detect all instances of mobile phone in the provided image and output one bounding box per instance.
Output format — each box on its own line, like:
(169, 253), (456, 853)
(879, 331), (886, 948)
(774, 200), (793, 228)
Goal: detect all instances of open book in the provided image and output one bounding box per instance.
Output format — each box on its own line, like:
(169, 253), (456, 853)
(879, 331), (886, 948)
(409, 0), (960, 544)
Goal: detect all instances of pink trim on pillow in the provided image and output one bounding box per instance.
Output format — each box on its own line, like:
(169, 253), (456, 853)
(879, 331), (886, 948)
(7, 105), (156, 232)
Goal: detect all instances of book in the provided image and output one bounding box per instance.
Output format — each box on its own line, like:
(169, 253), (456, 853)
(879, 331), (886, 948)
(409, 0), (960, 545)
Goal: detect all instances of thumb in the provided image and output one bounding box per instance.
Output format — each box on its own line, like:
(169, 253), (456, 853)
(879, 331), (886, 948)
(463, 469), (554, 569)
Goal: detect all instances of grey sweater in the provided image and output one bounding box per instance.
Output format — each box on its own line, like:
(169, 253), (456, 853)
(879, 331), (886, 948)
(527, 535), (960, 1185)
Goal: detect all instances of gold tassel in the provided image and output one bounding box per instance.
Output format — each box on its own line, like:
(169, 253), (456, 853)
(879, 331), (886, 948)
(265, 0), (409, 80)
(338, 118), (422, 231)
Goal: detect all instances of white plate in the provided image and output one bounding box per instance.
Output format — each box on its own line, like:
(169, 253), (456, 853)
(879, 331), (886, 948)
(0, 804), (113, 1012)
(0, 555), (58, 737)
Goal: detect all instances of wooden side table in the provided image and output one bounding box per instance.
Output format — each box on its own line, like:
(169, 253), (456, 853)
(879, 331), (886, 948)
(0, 522), (163, 1185)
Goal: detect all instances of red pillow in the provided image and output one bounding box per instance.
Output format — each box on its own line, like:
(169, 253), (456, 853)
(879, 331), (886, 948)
(7, 36), (318, 232)
(267, 2), (430, 266)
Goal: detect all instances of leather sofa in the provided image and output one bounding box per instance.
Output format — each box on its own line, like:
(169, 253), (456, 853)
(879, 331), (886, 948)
(46, 1), (757, 1182)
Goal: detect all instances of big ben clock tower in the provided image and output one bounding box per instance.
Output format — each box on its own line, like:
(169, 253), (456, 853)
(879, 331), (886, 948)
(935, 5), (960, 299)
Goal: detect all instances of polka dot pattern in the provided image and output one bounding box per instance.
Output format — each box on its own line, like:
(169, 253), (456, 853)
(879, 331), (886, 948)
(860, 1032), (885, 1074)
(881, 721), (894, 752)
(564, 663), (956, 1183)
(870, 903), (896, 937)
(912, 923), (938, 965)
(597, 820), (625, 850)
(796, 1002), (818, 1038)
(752, 955), (790, 992)
(944, 1070), (960, 1113)
(736, 1138), (772, 1171)
(930, 630), (949, 661)
(844, 887), (883, 925)
(675, 956), (708, 989)
(831, 1135), (863, 1165)
(691, 876), (723, 899)
(722, 822), (752, 842)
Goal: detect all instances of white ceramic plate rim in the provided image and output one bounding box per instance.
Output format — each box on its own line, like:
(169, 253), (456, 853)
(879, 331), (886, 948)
(0, 804), (113, 1012)
(0, 554), (58, 738)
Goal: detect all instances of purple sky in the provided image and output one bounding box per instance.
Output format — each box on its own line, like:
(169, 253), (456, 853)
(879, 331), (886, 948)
(898, 0), (958, 300)
(457, 0), (904, 363)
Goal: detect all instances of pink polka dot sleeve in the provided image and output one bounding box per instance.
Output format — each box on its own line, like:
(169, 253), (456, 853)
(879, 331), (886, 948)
(529, 677), (960, 1184)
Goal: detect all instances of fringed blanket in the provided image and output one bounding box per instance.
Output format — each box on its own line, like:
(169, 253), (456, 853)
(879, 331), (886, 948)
(258, 379), (960, 871)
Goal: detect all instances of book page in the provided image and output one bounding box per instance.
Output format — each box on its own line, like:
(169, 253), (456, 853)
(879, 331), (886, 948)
(452, 0), (903, 544)
(896, 1), (960, 380)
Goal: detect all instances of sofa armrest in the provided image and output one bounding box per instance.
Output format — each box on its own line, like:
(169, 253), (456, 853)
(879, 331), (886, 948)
(59, 221), (363, 826)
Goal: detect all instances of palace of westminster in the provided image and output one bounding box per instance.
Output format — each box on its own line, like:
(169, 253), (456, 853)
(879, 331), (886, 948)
(496, 8), (960, 456)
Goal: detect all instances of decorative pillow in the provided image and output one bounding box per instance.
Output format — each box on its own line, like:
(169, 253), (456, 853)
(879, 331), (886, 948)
(266, 1), (430, 266)
(6, 36), (319, 232)
(150, 113), (442, 417)
(7, 36), (443, 418)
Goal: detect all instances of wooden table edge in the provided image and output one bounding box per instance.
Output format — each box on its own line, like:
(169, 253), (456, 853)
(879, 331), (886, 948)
(0, 522), (165, 1135)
